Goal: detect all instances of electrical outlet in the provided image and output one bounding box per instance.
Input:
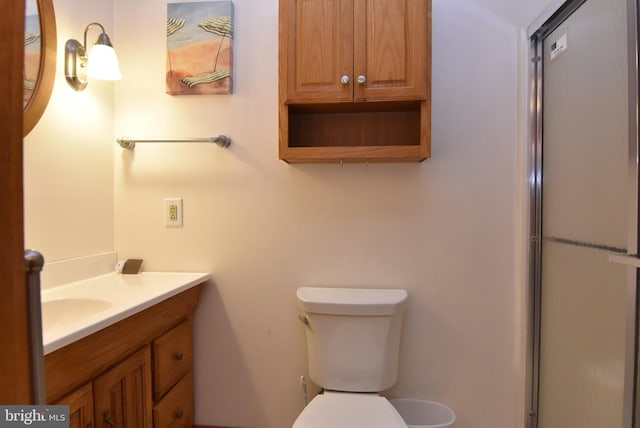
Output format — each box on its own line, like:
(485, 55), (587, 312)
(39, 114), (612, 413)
(164, 198), (183, 228)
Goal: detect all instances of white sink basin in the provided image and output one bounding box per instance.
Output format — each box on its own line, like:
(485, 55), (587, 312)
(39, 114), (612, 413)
(41, 298), (113, 327)
(40, 271), (211, 354)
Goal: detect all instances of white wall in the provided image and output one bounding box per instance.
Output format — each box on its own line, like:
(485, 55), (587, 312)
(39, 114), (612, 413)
(112, 0), (548, 427)
(24, 0), (552, 426)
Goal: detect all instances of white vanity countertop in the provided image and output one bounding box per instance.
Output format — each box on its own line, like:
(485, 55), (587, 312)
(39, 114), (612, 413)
(41, 271), (211, 355)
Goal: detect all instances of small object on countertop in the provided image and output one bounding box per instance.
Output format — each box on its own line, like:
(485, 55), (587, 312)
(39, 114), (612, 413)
(121, 259), (143, 274)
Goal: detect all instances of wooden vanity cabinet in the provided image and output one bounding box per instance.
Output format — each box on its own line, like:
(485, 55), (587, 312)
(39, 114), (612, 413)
(152, 319), (195, 428)
(279, 0), (432, 162)
(153, 319), (193, 401)
(153, 371), (194, 428)
(45, 284), (203, 428)
(56, 382), (94, 428)
(94, 346), (153, 428)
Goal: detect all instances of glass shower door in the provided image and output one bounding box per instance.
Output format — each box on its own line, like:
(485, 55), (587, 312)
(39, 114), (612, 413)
(531, 0), (639, 426)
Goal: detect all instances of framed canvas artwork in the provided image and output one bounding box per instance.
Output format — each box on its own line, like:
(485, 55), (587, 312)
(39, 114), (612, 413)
(166, 1), (234, 95)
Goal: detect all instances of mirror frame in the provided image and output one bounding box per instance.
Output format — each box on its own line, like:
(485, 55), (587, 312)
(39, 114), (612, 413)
(24, 0), (56, 136)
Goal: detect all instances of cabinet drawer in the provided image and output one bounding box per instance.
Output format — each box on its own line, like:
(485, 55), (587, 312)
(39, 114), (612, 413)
(153, 371), (194, 428)
(153, 319), (193, 400)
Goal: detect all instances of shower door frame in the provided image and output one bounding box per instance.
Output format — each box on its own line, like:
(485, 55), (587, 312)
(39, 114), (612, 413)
(527, 0), (640, 427)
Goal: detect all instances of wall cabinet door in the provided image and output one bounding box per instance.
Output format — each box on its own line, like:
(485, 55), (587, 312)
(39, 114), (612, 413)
(284, 0), (353, 103)
(94, 346), (153, 428)
(353, 0), (428, 102)
(283, 0), (427, 103)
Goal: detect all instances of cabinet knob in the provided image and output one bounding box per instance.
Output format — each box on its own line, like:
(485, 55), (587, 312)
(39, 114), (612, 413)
(357, 75), (366, 85)
(175, 410), (184, 419)
(340, 75), (350, 85)
(174, 352), (184, 361)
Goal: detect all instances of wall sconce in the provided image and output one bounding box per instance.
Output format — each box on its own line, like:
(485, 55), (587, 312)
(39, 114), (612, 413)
(65, 23), (121, 91)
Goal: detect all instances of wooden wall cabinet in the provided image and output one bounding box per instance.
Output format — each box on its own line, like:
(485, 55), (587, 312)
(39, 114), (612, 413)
(279, 0), (432, 162)
(46, 285), (203, 428)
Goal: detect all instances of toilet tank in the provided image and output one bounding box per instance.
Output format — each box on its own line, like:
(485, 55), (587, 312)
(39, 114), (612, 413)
(297, 287), (408, 392)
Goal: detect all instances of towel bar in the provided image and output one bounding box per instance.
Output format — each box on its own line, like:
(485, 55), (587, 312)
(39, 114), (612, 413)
(116, 135), (231, 150)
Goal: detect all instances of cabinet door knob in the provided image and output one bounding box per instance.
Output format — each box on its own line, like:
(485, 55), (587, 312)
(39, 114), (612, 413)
(174, 352), (184, 361)
(175, 410), (184, 419)
(357, 75), (367, 84)
(340, 75), (350, 85)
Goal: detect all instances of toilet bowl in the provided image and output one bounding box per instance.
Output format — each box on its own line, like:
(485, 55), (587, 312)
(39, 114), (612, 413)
(293, 391), (407, 428)
(293, 287), (409, 427)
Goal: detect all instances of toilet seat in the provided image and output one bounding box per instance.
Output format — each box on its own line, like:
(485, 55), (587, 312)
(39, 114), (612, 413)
(293, 391), (408, 428)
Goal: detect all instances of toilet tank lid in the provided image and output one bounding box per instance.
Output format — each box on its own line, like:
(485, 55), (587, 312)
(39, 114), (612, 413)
(297, 287), (408, 316)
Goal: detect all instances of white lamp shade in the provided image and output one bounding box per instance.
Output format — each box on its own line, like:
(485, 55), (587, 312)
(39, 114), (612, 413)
(87, 44), (122, 80)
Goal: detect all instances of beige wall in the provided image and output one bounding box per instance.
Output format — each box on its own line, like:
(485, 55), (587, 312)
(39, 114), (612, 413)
(24, 0), (551, 426)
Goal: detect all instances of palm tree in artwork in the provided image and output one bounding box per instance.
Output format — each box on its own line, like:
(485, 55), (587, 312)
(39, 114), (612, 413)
(166, 18), (186, 77)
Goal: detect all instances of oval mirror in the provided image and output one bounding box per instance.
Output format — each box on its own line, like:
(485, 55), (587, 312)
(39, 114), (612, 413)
(24, 0), (56, 136)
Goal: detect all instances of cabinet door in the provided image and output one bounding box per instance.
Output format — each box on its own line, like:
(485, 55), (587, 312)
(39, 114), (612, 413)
(94, 346), (153, 428)
(283, 0), (354, 103)
(56, 383), (94, 428)
(354, 0), (428, 102)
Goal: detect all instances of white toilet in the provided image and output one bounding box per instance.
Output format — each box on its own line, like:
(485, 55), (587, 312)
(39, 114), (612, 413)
(293, 286), (409, 428)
